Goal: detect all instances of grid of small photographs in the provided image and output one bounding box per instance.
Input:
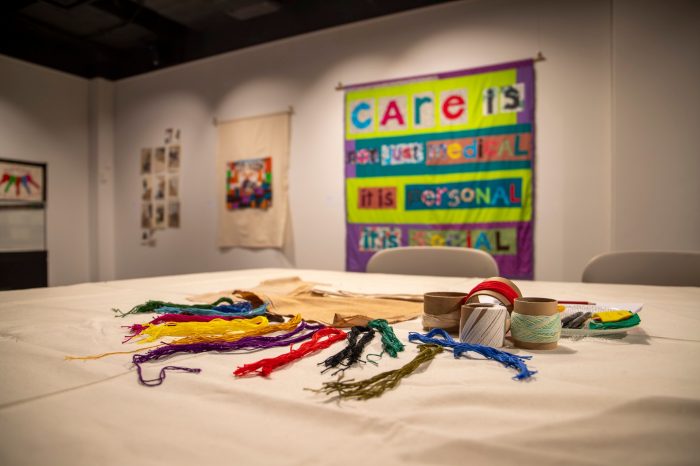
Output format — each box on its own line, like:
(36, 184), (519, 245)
(141, 138), (180, 238)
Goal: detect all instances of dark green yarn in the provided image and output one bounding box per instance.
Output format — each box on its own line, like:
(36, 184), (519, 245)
(367, 319), (405, 358)
(310, 344), (442, 401)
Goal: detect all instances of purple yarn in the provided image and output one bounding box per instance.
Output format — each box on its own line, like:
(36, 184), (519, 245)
(132, 321), (325, 386)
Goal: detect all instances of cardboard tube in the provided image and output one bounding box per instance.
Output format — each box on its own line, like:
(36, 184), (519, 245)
(423, 292), (467, 333)
(511, 297), (560, 350)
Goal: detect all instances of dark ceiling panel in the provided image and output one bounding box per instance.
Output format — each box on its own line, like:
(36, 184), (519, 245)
(145, 0), (232, 29)
(20, 2), (122, 36)
(0, 0), (459, 79)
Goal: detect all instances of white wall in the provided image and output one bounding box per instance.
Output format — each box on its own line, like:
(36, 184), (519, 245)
(612, 0), (700, 252)
(114, 0), (615, 281)
(0, 55), (91, 286)
(3, 0), (697, 285)
(88, 79), (117, 281)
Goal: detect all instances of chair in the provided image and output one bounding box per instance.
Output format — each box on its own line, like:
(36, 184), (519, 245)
(366, 246), (499, 278)
(581, 251), (700, 286)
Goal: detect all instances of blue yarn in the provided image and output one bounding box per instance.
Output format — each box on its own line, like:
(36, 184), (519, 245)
(155, 302), (268, 317)
(408, 328), (536, 380)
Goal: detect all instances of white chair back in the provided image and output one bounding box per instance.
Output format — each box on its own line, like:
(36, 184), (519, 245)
(582, 251), (700, 286)
(366, 246), (499, 278)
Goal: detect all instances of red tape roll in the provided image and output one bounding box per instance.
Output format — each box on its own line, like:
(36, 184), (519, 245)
(462, 280), (520, 306)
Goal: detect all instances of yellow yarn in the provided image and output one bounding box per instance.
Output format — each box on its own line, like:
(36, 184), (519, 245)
(136, 316), (270, 343)
(591, 310), (632, 323)
(171, 314), (303, 345)
(65, 344), (163, 360)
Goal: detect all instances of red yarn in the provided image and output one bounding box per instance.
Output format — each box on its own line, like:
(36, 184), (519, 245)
(462, 280), (519, 305)
(234, 327), (347, 377)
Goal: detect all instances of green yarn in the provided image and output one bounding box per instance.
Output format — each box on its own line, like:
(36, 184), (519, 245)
(113, 297), (234, 317)
(310, 344), (442, 401)
(368, 319), (405, 358)
(510, 313), (561, 344)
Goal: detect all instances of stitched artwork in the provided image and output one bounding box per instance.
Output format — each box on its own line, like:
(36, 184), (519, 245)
(226, 157), (272, 210)
(344, 60), (535, 278)
(0, 160), (45, 202)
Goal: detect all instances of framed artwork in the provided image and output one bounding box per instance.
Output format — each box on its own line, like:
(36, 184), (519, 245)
(0, 159), (46, 203)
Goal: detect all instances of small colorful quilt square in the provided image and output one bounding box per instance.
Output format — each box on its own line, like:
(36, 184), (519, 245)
(226, 157), (272, 210)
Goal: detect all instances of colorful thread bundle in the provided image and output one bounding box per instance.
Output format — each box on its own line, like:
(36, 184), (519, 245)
(117, 298), (252, 317)
(409, 328), (536, 380)
(133, 315), (270, 343)
(125, 313), (245, 339)
(172, 314), (303, 345)
(368, 319), (404, 357)
(234, 327), (347, 377)
(132, 321), (325, 386)
(155, 304), (268, 317)
(319, 326), (375, 374)
(310, 344), (443, 401)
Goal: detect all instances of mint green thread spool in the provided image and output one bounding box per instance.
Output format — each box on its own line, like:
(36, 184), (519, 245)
(511, 297), (560, 350)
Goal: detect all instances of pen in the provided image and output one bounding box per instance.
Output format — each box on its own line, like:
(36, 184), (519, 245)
(558, 300), (594, 305)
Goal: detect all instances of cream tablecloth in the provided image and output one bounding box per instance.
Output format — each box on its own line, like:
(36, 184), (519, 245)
(1, 268), (699, 465)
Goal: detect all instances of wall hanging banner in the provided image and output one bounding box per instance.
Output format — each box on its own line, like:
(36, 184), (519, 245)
(344, 60), (535, 278)
(217, 112), (290, 248)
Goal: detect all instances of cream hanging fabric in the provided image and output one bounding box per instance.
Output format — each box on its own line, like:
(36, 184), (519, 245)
(216, 111), (290, 248)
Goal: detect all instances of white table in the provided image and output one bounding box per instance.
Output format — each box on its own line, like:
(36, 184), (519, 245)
(1, 268), (699, 465)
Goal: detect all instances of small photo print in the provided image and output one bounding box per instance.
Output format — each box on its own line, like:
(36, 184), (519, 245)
(168, 200), (180, 228)
(154, 147), (166, 173)
(141, 203), (153, 229)
(141, 176), (153, 201)
(140, 229), (155, 247)
(140, 148), (152, 174)
(168, 145), (180, 172)
(154, 175), (166, 200)
(154, 202), (166, 229)
(168, 175), (179, 198)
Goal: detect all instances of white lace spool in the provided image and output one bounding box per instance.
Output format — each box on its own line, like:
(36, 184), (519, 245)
(459, 304), (509, 348)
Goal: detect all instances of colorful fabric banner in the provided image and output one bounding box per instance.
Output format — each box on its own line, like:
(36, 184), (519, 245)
(344, 60), (535, 278)
(217, 111), (290, 248)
